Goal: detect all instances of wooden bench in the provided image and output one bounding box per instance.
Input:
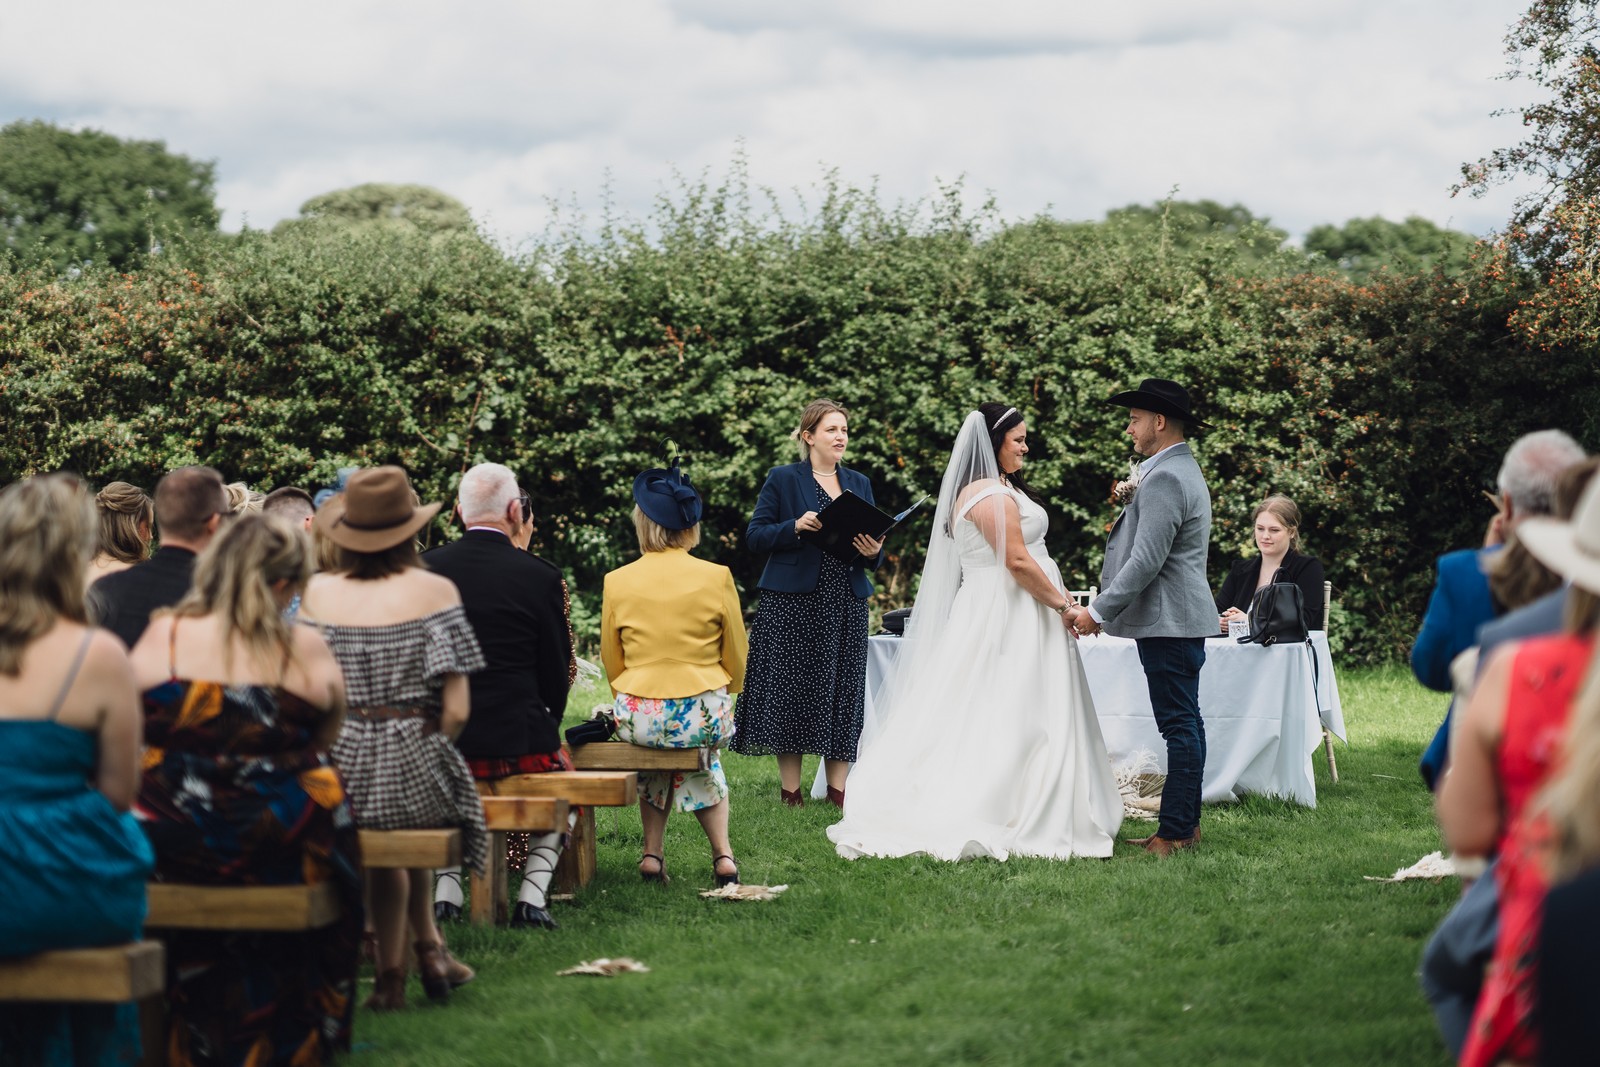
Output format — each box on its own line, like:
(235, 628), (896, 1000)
(565, 741), (709, 773)
(480, 771), (637, 891)
(468, 797), (571, 925)
(358, 828), (462, 869)
(145, 882), (342, 931)
(0, 940), (164, 1002)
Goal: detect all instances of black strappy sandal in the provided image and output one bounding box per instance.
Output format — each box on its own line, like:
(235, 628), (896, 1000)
(639, 853), (669, 883)
(713, 854), (740, 888)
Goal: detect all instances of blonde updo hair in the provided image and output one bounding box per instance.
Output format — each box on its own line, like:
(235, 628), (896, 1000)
(632, 506), (701, 554)
(1254, 494), (1302, 553)
(164, 513), (311, 673)
(791, 398), (849, 462)
(0, 474), (98, 675)
(225, 482), (263, 515)
(95, 481), (154, 565)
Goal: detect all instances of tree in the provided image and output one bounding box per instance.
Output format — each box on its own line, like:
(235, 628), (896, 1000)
(1454, 1), (1600, 262)
(0, 120), (219, 272)
(272, 183), (477, 238)
(1304, 216), (1480, 282)
(1102, 198), (1290, 261)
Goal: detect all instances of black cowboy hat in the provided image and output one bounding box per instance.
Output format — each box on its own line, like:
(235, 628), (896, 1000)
(1106, 378), (1210, 429)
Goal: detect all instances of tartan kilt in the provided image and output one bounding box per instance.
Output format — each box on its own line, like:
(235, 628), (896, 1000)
(332, 713), (489, 875)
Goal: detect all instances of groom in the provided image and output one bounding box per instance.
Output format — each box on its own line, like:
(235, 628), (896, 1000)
(1070, 378), (1215, 857)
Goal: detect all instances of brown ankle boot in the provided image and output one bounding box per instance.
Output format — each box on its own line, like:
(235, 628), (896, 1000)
(414, 940), (451, 1003)
(439, 945), (475, 987)
(364, 968), (406, 1012)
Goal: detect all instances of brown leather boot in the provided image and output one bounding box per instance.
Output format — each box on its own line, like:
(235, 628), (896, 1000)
(414, 940), (451, 1003)
(364, 968), (406, 1012)
(439, 945), (475, 988)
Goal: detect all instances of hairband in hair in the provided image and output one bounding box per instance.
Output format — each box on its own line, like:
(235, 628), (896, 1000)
(990, 407), (1017, 430)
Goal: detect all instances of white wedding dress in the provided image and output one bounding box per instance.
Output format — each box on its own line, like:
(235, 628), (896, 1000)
(827, 469), (1123, 862)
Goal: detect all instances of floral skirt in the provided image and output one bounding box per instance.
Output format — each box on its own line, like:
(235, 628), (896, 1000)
(612, 688), (734, 813)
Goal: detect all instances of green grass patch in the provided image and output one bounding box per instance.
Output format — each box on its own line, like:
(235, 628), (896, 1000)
(349, 665), (1454, 1066)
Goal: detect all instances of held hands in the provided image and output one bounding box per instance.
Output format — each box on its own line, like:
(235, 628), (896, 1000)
(794, 511), (822, 535)
(1072, 609), (1103, 638)
(853, 533), (884, 558)
(1219, 607), (1245, 634)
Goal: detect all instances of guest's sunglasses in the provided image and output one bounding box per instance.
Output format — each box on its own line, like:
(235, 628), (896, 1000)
(517, 493), (533, 524)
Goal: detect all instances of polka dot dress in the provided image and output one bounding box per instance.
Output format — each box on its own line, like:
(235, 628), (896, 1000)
(733, 480), (870, 762)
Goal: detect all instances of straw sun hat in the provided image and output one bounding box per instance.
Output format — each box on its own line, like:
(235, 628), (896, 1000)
(1518, 475), (1600, 595)
(313, 466), (440, 552)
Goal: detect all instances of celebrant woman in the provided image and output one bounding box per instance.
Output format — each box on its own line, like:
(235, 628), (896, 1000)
(732, 398), (883, 808)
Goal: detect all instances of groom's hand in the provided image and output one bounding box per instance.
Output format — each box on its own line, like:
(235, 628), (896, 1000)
(1073, 611), (1102, 637)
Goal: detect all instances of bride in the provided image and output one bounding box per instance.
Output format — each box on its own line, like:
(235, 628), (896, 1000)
(827, 404), (1122, 861)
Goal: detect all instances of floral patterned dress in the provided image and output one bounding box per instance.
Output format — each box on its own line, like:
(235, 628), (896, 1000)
(139, 675), (363, 1067)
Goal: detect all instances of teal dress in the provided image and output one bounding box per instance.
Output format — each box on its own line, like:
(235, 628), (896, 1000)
(0, 718), (155, 1066)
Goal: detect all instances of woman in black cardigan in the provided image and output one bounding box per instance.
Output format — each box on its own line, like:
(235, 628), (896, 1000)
(1216, 494), (1326, 631)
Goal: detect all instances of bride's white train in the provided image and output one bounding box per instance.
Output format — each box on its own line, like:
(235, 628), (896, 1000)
(827, 407), (1123, 861)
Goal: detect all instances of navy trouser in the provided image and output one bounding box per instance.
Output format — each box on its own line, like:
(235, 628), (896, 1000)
(1135, 636), (1207, 840)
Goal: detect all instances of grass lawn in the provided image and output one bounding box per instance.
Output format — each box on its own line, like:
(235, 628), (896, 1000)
(349, 665), (1457, 1066)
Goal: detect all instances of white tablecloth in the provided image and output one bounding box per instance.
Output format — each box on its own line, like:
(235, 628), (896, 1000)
(815, 631), (1343, 807)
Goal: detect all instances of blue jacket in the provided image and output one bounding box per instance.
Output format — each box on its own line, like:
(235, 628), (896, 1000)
(1411, 547), (1500, 692)
(746, 461), (882, 599)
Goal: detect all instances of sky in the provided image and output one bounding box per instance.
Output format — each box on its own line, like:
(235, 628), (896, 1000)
(1, 1), (1540, 248)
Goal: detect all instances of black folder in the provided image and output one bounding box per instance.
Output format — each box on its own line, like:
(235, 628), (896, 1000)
(800, 491), (927, 563)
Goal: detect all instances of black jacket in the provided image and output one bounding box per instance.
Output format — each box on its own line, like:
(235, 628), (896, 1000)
(88, 546), (197, 649)
(1214, 549), (1326, 630)
(423, 529), (573, 758)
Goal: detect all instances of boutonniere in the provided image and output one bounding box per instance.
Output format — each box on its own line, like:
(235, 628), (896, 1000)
(1110, 460), (1143, 507)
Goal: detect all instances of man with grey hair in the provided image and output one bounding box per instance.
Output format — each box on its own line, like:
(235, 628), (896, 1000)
(423, 462), (576, 929)
(1413, 428), (1587, 790)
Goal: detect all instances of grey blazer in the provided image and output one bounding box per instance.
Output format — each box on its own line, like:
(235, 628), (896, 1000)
(1095, 442), (1216, 639)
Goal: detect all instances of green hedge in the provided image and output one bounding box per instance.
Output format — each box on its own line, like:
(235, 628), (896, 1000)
(3, 182), (1595, 664)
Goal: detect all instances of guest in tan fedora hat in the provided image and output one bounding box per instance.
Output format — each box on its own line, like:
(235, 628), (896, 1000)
(301, 466), (488, 1011)
(1438, 474), (1600, 1067)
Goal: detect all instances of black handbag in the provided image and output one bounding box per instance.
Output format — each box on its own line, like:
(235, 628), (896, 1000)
(1238, 581), (1309, 646)
(880, 607), (911, 635)
(564, 716), (616, 747)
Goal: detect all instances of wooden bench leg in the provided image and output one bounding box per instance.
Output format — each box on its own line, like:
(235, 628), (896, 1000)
(140, 990), (168, 1066)
(553, 808), (597, 893)
(470, 832), (509, 926)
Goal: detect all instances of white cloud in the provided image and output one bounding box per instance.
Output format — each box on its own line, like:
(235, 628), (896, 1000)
(0, 0), (1538, 243)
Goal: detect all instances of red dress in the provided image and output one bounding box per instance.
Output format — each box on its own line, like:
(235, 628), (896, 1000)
(1461, 632), (1595, 1067)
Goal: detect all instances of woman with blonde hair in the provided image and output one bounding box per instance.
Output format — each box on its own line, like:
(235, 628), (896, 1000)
(299, 466), (487, 1011)
(0, 474), (153, 1064)
(601, 458), (747, 884)
(224, 481), (263, 515)
(128, 512), (360, 1063)
(1216, 493), (1326, 631)
(86, 480), (154, 586)
(733, 398), (883, 807)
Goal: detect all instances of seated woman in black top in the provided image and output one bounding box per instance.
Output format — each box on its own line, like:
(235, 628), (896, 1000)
(1215, 494), (1326, 632)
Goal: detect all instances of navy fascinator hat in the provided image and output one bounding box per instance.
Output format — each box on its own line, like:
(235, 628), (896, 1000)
(632, 449), (702, 531)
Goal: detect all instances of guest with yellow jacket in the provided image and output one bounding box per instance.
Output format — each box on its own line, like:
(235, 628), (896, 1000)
(600, 457), (748, 886)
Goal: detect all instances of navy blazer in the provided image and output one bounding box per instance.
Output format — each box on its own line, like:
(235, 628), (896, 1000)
(1411, 547), (1501, 693)
(746, 461), (882, 599)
